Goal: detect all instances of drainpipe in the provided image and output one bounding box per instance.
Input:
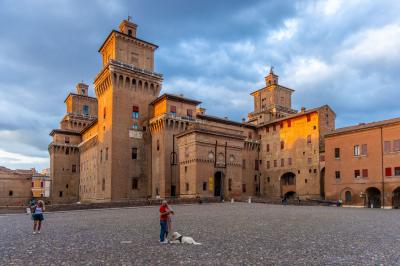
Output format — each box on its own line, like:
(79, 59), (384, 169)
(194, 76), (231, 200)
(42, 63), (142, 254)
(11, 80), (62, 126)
(380, 127), (385, 208)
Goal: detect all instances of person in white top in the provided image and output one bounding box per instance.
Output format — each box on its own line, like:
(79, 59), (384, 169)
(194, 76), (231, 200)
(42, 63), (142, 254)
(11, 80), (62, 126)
(32, 200), (45, 234)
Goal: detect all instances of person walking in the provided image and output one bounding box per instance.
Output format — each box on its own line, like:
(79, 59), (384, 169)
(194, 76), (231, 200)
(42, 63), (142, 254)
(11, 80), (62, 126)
(159, 200), (174, 244)
(32, 200), (45, 234)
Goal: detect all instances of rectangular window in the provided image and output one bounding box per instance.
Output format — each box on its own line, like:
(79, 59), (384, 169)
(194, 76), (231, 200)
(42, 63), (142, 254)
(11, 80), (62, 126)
(40, 181), (44, 188)
(132, 123), (139, 129)
(354, 169), (361, 178)
(385, 167), (392, 176)
(203, 182), (207, 191)
(354, 145), (360, 156)
(281, 158), (284, 167)
(306, 114), (311, 122)
(132, 178), (138, 190)
(362, 169), (368, 178)
(100, 149), (103, 162)
(307, 135), (311, 144)
(131, 148), (138, 160)
(393, 140), (400, 152)
(242, 159), (246, 169)
(255, 160), (259, 171)
(335, 171), (341, 179)
(185, 183), (189, 191)
(187, 109), (193, 117)
(59, 191), (63, 197)
(103, 107), (106, 119)
(242, 184), (246, 193)
(248, 132), (252, 139)
(384, 141), (391, 153)
(83, 105), (89, 116)
(105, 147), (108, 160)
(287, 120), (291, 127)
(266, 126), (269, 133)
(267, 161), (270, 169)
(307, 157), (312, 164)
(228, 178), (232, 191)
(280, 141), (284, 150)
(288, 158), (292, 166)
(267, 144), (270, 152)
(395, 167), (400, 176)
(273, 125), (276, 131)
(132, 105), (139, 119)
(334, 148), (340, 159)
(65, 137), (70, 144)
(274, 160), (277, 167)
(361, 144), (367, 156)
(170, 105), (177, 117)
(102, 179), (105, 191)
(72, 164), (76, 173)
(31, 181), (34, 187)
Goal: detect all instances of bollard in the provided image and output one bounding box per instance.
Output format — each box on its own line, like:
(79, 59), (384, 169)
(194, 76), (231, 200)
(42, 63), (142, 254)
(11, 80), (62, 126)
(248, 197), (252, 203)
(231, 198), (234, 203)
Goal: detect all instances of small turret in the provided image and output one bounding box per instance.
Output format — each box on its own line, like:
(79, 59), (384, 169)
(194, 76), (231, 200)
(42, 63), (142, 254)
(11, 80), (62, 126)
(119, 17), (137, 37)
(265, 66), (279, 86)
(76, 82), (89, 96)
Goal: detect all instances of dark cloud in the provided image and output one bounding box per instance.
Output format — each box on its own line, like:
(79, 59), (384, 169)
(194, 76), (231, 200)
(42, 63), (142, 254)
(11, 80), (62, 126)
(0, 0), (399, 169)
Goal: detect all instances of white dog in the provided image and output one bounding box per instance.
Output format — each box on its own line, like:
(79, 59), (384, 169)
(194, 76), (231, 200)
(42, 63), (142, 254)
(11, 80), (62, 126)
(170, 232), (202, 245)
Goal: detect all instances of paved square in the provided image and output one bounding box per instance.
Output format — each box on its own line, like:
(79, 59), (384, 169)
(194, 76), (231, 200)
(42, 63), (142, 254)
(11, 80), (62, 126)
(1, 203), (399, 265)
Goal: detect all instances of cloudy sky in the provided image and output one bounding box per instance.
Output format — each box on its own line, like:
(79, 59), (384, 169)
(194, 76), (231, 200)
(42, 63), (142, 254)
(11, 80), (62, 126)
(0, 0), (400, 170)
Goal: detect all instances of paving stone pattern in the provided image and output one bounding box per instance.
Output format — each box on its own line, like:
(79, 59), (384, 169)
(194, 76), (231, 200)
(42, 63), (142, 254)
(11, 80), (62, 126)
(1, 203), (399, 265)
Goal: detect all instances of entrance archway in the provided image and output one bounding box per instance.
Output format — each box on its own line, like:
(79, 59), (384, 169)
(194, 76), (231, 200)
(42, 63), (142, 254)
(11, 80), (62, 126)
(284, 191), (296, 199)
(366, 187), (381, 208)
(320, 167), (325, 199)
(214, 171), (224, 198)
(392, 187), (400, 209)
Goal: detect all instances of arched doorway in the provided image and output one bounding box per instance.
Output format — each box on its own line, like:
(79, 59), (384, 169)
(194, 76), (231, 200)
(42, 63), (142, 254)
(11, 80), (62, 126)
(366, 187), (381, 208)
(392, 187), (400, 209)
(320, 167), (325, 199)
(214, 171), (224, 198)
(284, 191), (296, 199)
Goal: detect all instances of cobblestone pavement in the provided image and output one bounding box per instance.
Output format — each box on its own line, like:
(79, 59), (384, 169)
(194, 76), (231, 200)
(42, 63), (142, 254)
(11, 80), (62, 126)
(1, 203), (400, 265)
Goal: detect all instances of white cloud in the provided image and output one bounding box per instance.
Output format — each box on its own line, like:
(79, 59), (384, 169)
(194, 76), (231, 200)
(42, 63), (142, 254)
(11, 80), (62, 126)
(0, 149), (48, 165)
(268, 19), (299, 42)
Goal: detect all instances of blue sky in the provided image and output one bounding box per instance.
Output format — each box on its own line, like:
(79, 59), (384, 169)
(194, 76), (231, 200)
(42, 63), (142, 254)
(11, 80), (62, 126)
(0, 0), (400, 170)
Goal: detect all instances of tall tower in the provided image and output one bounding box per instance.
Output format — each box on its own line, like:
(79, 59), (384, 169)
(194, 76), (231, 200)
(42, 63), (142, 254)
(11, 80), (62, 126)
(248, 67), (297, 125)
(94, 19), (162, 201)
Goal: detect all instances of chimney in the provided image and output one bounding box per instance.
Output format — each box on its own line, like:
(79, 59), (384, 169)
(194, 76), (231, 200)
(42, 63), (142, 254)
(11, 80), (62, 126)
(301, 107), (306, 112)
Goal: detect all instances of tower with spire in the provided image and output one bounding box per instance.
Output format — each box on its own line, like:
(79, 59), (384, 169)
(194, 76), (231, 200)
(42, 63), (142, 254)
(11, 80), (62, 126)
(248, 67), (297, 125)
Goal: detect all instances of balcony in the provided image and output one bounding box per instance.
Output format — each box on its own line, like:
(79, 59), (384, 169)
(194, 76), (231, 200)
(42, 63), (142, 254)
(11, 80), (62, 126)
(110, 59), (163, 79)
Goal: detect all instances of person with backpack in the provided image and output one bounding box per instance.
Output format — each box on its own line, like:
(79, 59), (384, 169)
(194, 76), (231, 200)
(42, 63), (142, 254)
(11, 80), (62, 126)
(32, 200), (45, 234)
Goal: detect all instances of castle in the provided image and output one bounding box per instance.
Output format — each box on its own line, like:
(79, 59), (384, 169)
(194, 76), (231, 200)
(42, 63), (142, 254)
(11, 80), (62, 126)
(49, 19), (335, 203)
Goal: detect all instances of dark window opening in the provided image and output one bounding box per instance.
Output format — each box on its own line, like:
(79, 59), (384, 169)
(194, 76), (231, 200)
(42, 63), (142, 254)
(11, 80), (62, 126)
(132, 178), (138, 190)
(203, 182), (207, 191)
(242, 184), (246, 193)
(185, 183), (189, 191)
(131, 148), (138, 160)
(72, 165), (76, 173)
(335, 171), (341, 179)
(59, 191), (63, 197)
(132, 105), (139, 119)
(385, 167), (392, 176)
(228, 178), (232, 191)
(334, 148), (340, 159)
(9, 190), (13, 196)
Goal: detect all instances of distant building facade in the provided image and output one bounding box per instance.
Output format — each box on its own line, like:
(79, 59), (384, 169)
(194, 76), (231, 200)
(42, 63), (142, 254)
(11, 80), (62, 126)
(49, 19), (336, 203)
(0, 167), (34, 206)
(325, 118), (400, 208)
(32, 173), (51, 198)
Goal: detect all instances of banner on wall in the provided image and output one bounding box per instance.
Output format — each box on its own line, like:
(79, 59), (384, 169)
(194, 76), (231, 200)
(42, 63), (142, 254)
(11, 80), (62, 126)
(209, 176), (214, 192)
